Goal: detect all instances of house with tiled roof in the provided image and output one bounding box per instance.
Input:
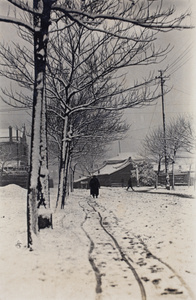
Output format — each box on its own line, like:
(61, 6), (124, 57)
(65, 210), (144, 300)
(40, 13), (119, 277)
(74, 153), (145, 188)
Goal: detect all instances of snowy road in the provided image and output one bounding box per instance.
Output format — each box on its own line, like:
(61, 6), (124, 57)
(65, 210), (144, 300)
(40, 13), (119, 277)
(0, 185), (196, 300)
(77, 191), (195, 300)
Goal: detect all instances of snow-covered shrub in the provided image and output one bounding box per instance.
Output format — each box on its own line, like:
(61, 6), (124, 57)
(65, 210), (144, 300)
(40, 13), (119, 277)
(137, 161), (156, 186)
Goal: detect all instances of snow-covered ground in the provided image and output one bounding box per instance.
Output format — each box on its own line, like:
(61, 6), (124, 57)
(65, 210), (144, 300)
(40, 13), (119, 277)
(0, 184), (196, 300)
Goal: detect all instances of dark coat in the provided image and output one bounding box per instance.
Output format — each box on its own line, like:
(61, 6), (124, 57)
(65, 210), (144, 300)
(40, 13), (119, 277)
(128, 177), (133, 188)
(127, 176), (134, 191)
(89, 176), (100, 197)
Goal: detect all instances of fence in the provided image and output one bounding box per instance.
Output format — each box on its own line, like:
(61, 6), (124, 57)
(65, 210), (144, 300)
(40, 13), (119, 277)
(158, 172), (194, 186)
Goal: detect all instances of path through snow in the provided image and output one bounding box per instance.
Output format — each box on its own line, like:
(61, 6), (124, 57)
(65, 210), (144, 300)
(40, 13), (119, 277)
(0, 185), (196, 300)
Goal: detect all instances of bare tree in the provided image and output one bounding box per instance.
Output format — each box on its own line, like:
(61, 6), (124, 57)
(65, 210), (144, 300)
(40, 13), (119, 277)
(166, 115), (195, 188)
(142, 127), (165, 176)
(142, 115), (195, 188)
(45, 16), (172, 208)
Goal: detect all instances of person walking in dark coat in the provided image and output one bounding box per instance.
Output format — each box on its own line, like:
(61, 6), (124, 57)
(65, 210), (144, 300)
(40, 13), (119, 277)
(127, 175), (134, 191)
(89, 175), (100, 198)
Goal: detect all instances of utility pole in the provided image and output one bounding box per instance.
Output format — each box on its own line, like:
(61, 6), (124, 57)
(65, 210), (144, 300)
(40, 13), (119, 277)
(118, 141), (121, 154)
(159, 70), (170, 189)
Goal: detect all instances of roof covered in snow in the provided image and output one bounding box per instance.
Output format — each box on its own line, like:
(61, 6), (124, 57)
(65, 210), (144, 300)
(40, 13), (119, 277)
(105, 152), (144, 164)
(93, 159), (132, 176)
(74, 153), (145, 182)
(94, 152), (144, 176)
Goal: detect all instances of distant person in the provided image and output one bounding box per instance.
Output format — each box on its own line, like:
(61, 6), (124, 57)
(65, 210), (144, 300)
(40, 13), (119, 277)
(89, 175), (100, 198)
(127, 175), (134, 191)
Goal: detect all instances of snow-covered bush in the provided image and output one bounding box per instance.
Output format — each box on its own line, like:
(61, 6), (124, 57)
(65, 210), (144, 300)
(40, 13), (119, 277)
(137, 161), (156, 186)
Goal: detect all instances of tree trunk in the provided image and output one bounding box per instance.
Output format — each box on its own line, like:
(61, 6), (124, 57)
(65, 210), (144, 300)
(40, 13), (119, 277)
(38, 91), (50, 208)
(136, 165), (139, 187)
(66, 155), (72, 195)
(56, 115), (69, 209)
(158, 157), (162, 175)
(155, 157), (162, 188)
(27, 0), (52, 249)
(61, 143), (71, 209)
(69, 159), (74, 193)
(172, 161), (175, 190)
(171, 152), (176, 190)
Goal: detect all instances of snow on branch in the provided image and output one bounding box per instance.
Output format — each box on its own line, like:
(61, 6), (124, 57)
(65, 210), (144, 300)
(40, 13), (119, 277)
(0, 16), (34, 32)
(52, 5), (192, 32)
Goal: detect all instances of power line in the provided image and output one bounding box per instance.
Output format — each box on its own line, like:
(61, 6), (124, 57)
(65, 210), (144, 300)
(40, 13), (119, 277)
(166, 43), (193, 72)
(172, 87), (192, 96)
(168, 55), (193, 76)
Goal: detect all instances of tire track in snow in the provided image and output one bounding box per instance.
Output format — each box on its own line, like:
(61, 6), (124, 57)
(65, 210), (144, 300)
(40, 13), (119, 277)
(135, 235), (194, 299)
(79, 202), (102, 294)
(90, 199), (193, 300)
(87, 200), (146, 300)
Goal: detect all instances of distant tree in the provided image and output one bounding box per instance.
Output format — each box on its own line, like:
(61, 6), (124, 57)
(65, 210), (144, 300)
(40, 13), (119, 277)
(142, 115), (195, 188)
(142, 127), (165, 175)
(70, 109), (128, 177)
(166, 115), (195, 188)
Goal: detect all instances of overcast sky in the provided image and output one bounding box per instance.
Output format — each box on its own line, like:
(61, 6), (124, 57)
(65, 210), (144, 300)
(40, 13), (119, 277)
(109, 0), (196, 156)
(0, 0), (196, 156)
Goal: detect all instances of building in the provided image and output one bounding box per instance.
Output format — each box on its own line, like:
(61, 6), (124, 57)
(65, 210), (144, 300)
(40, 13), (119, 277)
(154, 151), (196, 186)
(0, 126), (28, 168)
(0, 126), (29, 188)
(74, 153), (144, 188)
(74, 150), (195, 189)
